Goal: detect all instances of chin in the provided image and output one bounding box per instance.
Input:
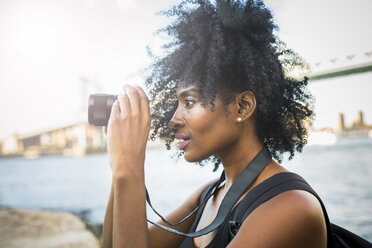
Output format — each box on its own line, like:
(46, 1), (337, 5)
(183, 150), (210, 163)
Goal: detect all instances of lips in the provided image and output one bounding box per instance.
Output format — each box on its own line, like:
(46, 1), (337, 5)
(175, 133), (191, 150)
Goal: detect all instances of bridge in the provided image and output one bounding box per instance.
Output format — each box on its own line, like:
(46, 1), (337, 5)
(307, 51), (372, 81)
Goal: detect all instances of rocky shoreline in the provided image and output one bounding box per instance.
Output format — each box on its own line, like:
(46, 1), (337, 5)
(0, 207), (102, 248)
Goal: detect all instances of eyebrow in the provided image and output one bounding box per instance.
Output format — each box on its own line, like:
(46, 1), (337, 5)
(178, 88), (201, 99)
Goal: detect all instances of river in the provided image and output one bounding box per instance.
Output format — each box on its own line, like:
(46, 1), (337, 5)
(0, 137), (371, 242)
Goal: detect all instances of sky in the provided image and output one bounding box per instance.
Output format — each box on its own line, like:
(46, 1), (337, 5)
(0, 0), (372, 138)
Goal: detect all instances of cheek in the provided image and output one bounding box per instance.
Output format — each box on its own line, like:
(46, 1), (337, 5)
(186, 108), (213, 132)
(188, 108), (232, 141)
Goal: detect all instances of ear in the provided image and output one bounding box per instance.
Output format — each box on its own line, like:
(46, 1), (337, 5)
(234, 91), (256, 123)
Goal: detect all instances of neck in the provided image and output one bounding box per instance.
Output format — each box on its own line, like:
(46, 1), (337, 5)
(218, 134), (264, 189)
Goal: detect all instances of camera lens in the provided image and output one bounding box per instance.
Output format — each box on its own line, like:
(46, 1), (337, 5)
(88, 94), (117, 126)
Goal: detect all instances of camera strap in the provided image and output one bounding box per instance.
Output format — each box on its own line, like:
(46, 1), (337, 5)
(146, 147), (272, 237)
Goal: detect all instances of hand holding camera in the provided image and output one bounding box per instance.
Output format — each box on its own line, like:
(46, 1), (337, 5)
(89, 85), (150, 179)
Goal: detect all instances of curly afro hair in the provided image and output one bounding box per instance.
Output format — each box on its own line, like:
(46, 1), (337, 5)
(145, 0), (313, 169)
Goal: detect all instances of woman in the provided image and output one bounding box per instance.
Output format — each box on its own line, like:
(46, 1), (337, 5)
(103, 0), (327, 247)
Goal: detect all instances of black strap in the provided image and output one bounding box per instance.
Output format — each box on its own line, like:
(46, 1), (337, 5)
(146, 147), (272, 237)
(239, 173), (320, 220)
(213, 172), (372, 248)
(231, 173), (338, 247)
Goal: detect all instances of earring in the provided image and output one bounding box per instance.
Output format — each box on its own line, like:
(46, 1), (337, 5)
(237, 117), (242, 122)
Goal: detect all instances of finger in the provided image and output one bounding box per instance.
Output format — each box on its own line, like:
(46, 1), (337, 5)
(108, 100), (121, 126)
(103, 126), (107, 136)
(134, 86), (150, 118)
(117, 93), (130, 119)
(123, 85), (141, 117)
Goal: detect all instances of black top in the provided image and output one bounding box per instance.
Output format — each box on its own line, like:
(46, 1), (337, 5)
(179, 172), (338, 248)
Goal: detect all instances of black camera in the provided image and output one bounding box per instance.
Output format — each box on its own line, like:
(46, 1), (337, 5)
(88, 94), (117, 126)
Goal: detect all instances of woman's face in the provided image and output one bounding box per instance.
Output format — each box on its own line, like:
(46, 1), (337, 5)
(169, 84), (241, 162)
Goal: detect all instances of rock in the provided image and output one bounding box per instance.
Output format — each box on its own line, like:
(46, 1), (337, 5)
(0, 208), (100, 248)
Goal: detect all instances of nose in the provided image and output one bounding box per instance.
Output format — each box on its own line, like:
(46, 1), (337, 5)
(169, 106), (185, 130)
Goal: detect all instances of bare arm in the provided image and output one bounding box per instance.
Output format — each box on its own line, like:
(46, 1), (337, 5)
(102, 184), (114, 248)
(102, 164), (150, 248)
(113, 172), (150, 247)
(104, 166), (215, 248)
(105, 85), (152, 247)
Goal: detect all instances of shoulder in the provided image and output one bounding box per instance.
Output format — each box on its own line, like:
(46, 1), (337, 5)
(228, 189), (327, 248)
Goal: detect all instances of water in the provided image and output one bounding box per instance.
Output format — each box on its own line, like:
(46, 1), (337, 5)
(0, 138), (372, 242)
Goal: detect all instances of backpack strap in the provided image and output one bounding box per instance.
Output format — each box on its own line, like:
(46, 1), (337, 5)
(229, 172), (372, 247)
(230, 172), (338, 246)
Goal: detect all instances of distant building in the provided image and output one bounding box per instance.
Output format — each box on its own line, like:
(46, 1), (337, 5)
(338, 113), (345, 131)
(332, 110), (372, 138)
(0, 122), (107, 158)
(352, 110), (366, 130)
(1, 134), (24, 154)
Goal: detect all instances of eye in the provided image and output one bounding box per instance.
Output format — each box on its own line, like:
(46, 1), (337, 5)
(185, 99), (195, 108)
